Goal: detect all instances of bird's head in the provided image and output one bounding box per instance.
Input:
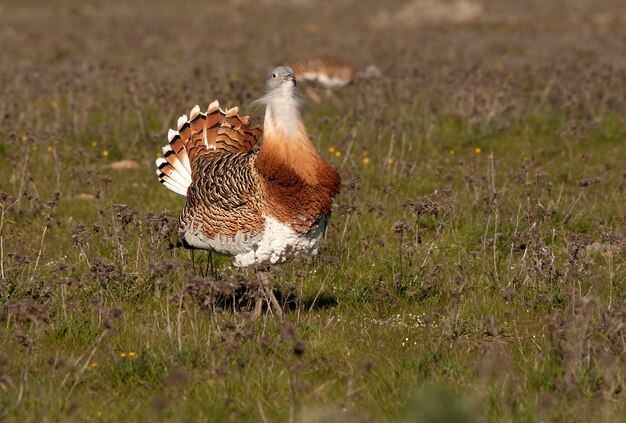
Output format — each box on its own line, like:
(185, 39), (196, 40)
(252, 65), (303, 140)
(251, 65), (301, 116)
(266, 66), (296, 92)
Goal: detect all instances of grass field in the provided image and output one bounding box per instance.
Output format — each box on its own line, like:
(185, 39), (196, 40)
(0, 0), (625, 421)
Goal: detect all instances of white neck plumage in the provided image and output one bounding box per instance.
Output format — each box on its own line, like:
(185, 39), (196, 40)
(255, 84), (305, 141)
(265, 100), (303, 140)
(254, 84), (322, 184)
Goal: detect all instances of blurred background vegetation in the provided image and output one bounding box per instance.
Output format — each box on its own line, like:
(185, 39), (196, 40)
(0, 0), (624, 421)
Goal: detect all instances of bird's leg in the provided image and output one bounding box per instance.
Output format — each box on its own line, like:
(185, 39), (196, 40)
(253, 269), (264, 320)
(326, 88), (341, 108)
(304, 86), (322, 104)
(253, 292), (263, 320)
(202, 251), (215, 278)
(254, 269), (283, 320)
(190, 250), (196, 276)
(209, 251), (216, 278)
(264, 277), (284, 319)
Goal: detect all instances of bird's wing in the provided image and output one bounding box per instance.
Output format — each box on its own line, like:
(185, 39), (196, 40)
(181, 152), (265, 240)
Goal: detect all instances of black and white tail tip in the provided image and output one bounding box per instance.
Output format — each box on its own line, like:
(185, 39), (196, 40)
(155, 107), (200, 196)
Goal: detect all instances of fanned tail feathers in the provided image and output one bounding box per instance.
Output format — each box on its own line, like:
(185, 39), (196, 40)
(156, 100), (262, 196)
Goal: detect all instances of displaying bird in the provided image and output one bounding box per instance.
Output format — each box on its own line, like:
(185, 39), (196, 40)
(156, 66), (341, 318)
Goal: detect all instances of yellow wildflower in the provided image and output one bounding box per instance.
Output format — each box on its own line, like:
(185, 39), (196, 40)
(91, 141), (97, 147)
(102, 150), (109, 157)
(31, 145), (38, 152)
(128, 352), (136, 359)
(387, 158), (394, 164)
(334, 151), (341, 157)
(21, 135), (28, 142)
(97, 411), (102, 417)
(47, 146), (53, 152)
(328, 146), (335, 153)
(120, 352), (127, 358)
(449, 149), (455, 155)
(362, 157), (370, 165)
(50, 100), (58, 109)
(474, 147), (481, 154)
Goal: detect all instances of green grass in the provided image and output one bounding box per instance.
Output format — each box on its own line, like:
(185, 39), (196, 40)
(1, 0), (625, 422)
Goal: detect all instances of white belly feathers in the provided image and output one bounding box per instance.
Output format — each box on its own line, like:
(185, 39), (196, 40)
(181, 215), (328, 267)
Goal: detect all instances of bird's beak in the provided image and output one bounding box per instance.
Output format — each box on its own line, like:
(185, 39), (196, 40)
(284, 74), (295, 83)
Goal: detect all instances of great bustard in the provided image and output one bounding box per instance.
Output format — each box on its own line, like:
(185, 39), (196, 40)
(156, 66), (341, 318)
(289, 56), (381, 89)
